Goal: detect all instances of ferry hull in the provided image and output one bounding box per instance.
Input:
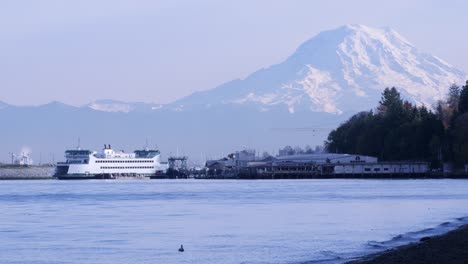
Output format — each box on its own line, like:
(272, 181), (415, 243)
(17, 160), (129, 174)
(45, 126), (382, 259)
(55, 173), (154, 180)
(55, 174), (113, 180)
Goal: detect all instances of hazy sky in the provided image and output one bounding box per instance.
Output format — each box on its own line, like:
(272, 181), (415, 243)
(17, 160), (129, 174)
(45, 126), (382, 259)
(1, 0), (467, 106)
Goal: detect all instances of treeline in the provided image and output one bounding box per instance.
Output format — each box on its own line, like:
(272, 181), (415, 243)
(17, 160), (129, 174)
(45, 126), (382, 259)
(277, 145), (325, 156)
(325, 81), (468, 168)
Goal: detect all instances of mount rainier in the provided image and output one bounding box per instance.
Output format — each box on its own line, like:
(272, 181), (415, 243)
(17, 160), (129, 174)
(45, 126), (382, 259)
(169, 24), (465, 114)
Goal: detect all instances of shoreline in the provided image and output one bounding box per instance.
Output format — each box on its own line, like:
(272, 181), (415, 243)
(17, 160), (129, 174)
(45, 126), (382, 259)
(346, 224), (468, 264)
(2, 176), (468, 180)
(0, 166), (55, 180)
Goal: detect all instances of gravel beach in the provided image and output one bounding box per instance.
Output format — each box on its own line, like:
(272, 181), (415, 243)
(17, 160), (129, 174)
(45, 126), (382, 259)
(347, 224), (468, 264)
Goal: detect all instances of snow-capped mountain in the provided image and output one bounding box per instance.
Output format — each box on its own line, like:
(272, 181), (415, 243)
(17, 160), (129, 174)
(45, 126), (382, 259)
(170, 24), (466, 114)
(85, 99), (162, 113)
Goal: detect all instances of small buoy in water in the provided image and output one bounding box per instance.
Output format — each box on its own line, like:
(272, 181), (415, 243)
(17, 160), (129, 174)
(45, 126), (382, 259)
(178, 244), (184, 252)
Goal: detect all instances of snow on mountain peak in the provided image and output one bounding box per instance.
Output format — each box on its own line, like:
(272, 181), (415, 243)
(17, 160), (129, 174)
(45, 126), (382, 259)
(87, 100), (134, 113)
(86, 100), (162, 113)
(172, 24), (466, 114)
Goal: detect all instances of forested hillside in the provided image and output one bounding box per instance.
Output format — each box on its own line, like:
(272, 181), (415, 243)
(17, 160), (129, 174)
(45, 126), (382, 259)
(326, 81), (468, 168)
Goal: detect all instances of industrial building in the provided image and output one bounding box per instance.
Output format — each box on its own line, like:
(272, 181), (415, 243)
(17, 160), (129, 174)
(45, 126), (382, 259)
(205, 150), (255, 178)
(204, 151), (430, 179)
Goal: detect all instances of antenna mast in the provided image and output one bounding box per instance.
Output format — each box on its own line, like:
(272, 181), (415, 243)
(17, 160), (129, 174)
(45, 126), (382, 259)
(77, 138), (81, 150)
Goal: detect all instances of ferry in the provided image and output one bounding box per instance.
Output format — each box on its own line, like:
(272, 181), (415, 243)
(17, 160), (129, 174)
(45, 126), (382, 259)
(54, 144), (166, 179)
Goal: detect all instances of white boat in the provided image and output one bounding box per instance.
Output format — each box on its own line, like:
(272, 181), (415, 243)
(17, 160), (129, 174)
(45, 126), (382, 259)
(54, 144), (166, 179)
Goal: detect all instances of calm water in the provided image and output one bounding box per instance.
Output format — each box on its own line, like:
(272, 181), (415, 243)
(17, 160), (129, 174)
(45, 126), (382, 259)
(1, 179), (468, 264)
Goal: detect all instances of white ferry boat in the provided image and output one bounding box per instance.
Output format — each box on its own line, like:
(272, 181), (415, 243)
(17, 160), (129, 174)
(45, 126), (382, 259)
(54, 145), (166, 179)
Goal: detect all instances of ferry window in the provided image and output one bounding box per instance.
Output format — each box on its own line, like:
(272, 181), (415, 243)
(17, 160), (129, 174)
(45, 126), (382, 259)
(374, 168), (380, 171)
(364, 168), (371, 172)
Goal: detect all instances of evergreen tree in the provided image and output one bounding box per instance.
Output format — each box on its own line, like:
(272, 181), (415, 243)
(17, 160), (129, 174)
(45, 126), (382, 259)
(459, 81), (468, 114)
(447, 83), (460, 111)
(450, 113), (468, 165)
(304, 145), (314, 154)
(377, 87), (403, 115)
